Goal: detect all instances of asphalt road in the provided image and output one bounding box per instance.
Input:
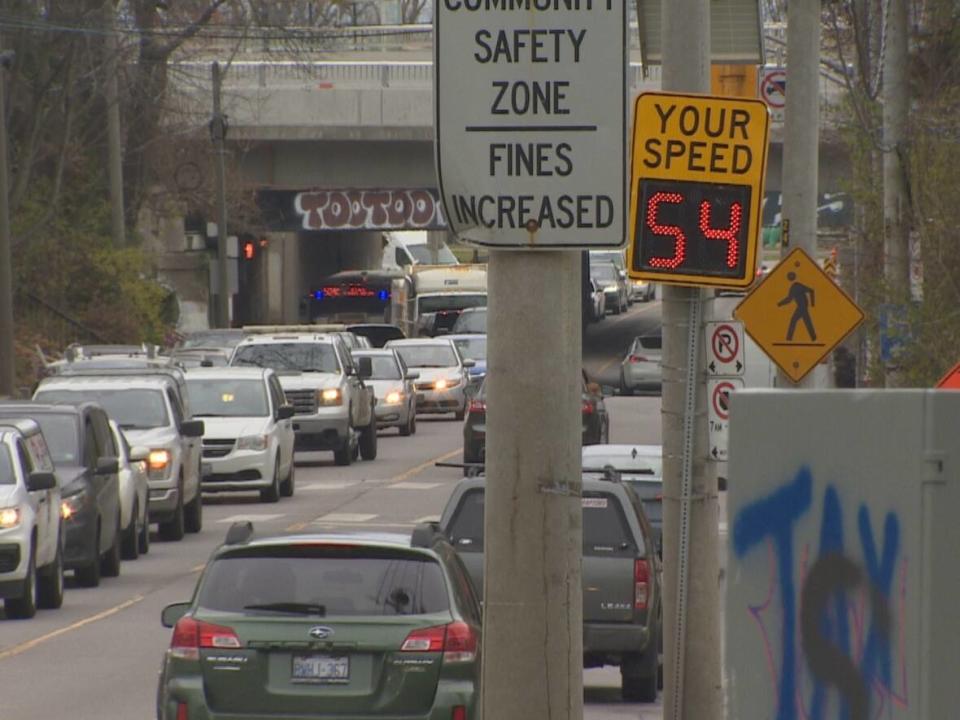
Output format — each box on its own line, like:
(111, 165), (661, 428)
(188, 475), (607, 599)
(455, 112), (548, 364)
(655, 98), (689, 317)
(0, 300), (664, 720)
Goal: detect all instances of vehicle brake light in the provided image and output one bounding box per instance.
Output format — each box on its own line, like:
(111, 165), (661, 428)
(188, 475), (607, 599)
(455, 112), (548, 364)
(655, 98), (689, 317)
(582, 401), (594, 415)
(170, 616), (241, 660)
(634, 559), (649, 610)
(452, 706), (468, 720)
(629, 355), (649, 363)
(176, 702), (188, 720)
(400, 622), (477, 663)
(468, 399), (486, 414)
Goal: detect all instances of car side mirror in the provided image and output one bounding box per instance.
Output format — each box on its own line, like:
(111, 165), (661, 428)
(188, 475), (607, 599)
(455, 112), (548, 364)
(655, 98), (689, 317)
(27, 471), (57, 492)
(129, 446), (149, 463)
(356, 356), (373, 380)
(161, 602), (191, 628)
(95, 457), (119, 475)
(462, 359), (476, 369)
(406, 370), (420, 380)
(276, 404), (295, 421)
(180, 419), (205, 438)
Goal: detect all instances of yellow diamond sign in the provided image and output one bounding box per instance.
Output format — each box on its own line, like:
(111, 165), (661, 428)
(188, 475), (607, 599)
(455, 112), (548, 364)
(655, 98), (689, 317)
(734, 248), (865, 383)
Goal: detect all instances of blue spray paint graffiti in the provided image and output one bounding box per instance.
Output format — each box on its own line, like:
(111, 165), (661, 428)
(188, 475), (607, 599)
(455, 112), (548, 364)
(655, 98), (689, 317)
(732, 466), (903, 720)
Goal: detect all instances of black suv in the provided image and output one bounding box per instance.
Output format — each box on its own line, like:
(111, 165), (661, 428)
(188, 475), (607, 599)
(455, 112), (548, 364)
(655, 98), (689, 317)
(439, 474), (662, 702)
(0, 402), (122, 587)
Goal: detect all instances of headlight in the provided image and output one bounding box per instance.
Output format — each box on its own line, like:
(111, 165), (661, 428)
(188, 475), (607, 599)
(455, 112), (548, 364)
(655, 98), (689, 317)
(603, 284), (619, 292)
(61, 490), (89, 520)
(147, 449), (172, 481)
(317, 388), (342, 406)
(384, 390), (403, 405)
(0, 506), (21, 529)
(236, 435), (268, 451)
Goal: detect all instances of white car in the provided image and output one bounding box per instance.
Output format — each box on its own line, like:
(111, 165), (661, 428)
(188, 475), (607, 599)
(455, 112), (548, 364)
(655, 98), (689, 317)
(0, 419), (64, 618)
(109, 421), (150, 560)
(384, 338), (475, 420)
(351, 348), (418, 436)
(185, 368), (296, 503)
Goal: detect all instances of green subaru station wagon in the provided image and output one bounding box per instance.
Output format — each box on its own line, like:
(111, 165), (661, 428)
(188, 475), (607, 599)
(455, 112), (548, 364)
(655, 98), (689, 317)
(156, 523), (481, 720)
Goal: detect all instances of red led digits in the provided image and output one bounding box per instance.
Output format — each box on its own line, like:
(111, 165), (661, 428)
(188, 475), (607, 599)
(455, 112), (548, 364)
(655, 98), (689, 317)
(698, 201), (743, 268)
(646, 192), (686, 269)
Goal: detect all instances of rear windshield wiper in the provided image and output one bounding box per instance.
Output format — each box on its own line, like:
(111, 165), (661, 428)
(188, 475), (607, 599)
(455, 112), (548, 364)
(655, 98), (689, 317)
(243, 602), (326, 616)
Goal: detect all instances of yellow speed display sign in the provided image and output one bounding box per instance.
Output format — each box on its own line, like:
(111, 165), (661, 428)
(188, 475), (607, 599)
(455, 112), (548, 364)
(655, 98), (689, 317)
(627, 92), (770, 289)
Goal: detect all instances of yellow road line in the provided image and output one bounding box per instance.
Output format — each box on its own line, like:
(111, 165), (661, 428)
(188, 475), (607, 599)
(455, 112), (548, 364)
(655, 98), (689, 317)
(285, 447), (462, 532)
(0, 594), (145, 661)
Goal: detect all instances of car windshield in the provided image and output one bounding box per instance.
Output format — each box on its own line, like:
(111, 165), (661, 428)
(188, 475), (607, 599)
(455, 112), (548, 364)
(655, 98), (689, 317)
(408, 244), (459, 265)
(179, 331), (244, 350)
(582, 448), (662, 478)
(452, 337), (487, 361)
(418, 294), (487, 314)
(197, 545), (450, 617)
(34, 389), (169, 431)
(233, 343), (340, 373)
(22, 414), (80, 466)
(391, 344), (458, 368)
(356, 355), (401, 380)
(0, 444), (14, 485)
(187, 379), (269, 417)
(452, 311), (487, 334)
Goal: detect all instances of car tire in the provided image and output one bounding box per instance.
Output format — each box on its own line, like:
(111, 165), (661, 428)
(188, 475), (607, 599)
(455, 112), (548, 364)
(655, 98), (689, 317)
(333, 438), (352, 466)
(159, 487), (185, 542)
(601, 419), (610, 445)
(37, 537), (64, 610)
(5, 544), (37, 619)
(184, 486), (203, 534)
(280, 456), (295, 498)
(620, 623), (659, 703)
(409, 412), (417, 435)
(359, 418), (378, 461)
(260, 457), (281, 503)
(138, 507), (151, 555)
(619, 371), (633, 397)
(399, 411), (413, 437)
(121, 501), (140, 561)
(101, 513), (122, 578)
(75, 526), (102, 587)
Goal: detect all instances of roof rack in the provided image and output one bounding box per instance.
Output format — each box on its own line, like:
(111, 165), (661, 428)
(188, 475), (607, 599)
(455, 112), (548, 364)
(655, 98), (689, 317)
(224, 521), (254, 545)
(241, 325), (336, 335)
(51, 365), (186, 380)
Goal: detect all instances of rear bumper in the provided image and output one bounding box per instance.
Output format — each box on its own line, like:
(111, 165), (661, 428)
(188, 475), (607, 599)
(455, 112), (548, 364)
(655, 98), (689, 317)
(583, 621), (650, 655)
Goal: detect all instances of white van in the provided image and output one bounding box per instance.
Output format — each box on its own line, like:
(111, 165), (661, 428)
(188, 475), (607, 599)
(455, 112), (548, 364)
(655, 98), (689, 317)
(382, 231), (459, 269)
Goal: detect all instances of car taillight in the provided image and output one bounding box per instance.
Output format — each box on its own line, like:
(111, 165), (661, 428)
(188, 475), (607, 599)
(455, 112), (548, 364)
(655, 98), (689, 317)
(634, 559), (649, 610)
(468, 399), (486, 414)
(452, 706), (468, 720)
(582, 401), (594, 414)
(170, 616), (241, 660)
(176, 702), (188, 720)
(401, 622), (477, 663)
(629, 355), (649, 363)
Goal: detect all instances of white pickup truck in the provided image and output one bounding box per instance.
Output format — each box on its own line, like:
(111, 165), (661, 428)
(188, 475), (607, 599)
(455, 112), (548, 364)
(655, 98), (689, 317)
(230, 330), (377, 466)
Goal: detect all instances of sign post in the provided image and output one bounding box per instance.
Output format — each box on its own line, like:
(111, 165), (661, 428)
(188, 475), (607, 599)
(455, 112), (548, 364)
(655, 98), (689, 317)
(434, 3), (627, 719)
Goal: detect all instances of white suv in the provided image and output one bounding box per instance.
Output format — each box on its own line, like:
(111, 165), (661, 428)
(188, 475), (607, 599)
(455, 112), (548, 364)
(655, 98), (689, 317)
(231, 331), (377, 466)
(185, 367), (296, 502)
(33, 369), (205, 542)
(0, 419), (64, 619)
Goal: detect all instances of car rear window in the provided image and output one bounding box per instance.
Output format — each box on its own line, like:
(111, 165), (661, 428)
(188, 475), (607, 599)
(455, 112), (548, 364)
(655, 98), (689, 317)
(445, 488), (640, 557)
(197, 545), (450, 617)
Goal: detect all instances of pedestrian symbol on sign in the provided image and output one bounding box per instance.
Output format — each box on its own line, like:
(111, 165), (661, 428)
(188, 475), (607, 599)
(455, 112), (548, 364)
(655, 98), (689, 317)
(776, 271), (819, 344)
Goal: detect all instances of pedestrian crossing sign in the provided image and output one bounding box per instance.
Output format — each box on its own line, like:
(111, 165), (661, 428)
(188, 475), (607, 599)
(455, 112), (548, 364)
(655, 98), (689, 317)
(734, 248), (864, 383)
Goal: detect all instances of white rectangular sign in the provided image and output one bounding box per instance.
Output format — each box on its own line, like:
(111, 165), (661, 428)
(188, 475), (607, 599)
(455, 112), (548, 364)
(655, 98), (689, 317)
(706, 320), (745, 376)
(434, 0), (627, 248)
(708, 377), (742, 461)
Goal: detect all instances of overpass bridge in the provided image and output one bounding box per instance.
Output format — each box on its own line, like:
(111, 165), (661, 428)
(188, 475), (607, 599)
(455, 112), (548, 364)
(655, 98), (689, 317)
(162, 28), (849, 328)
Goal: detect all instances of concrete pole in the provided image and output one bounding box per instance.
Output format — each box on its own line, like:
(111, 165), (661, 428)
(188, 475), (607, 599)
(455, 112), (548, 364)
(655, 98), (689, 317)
(0, 54), (14, 397)
(779, 0), (821, 388)
(660, 1), (721, 718)
(481, 250), (582, 720)
(211, 62), (230, 328)
(104, 0), (125, 247)
(883, 0), (909, 386)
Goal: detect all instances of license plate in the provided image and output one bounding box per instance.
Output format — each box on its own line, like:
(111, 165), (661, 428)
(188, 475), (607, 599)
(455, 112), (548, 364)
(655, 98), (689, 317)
(291, 654), (349, 683)
(201, 462), (212, 477)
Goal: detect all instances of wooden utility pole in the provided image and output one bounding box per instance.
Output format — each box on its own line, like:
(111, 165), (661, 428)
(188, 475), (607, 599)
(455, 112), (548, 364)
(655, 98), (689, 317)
(104, 0), (125, 247)
(660, 1), (721, 719)
(211, 62), (230, 328)
(0, 51), (15, 397)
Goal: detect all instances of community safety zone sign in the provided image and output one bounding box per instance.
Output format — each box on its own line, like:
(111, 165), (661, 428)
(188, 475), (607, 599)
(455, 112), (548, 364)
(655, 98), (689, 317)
(434, 0), (627, 247)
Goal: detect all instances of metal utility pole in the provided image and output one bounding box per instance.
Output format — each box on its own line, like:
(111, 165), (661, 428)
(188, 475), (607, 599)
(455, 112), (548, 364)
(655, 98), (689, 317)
(104, 0), (125, 247)
(0, 51), (15, 398)
(483, 250), (583, 720)
(210, 62), (230, 328)
(883, 0), (909, 386)
(779, 0), (822, 388)
(660, 1), (722, 720)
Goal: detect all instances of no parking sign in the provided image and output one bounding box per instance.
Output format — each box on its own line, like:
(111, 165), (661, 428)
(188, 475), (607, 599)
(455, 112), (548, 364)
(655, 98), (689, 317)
(759, 67), (786, 123)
